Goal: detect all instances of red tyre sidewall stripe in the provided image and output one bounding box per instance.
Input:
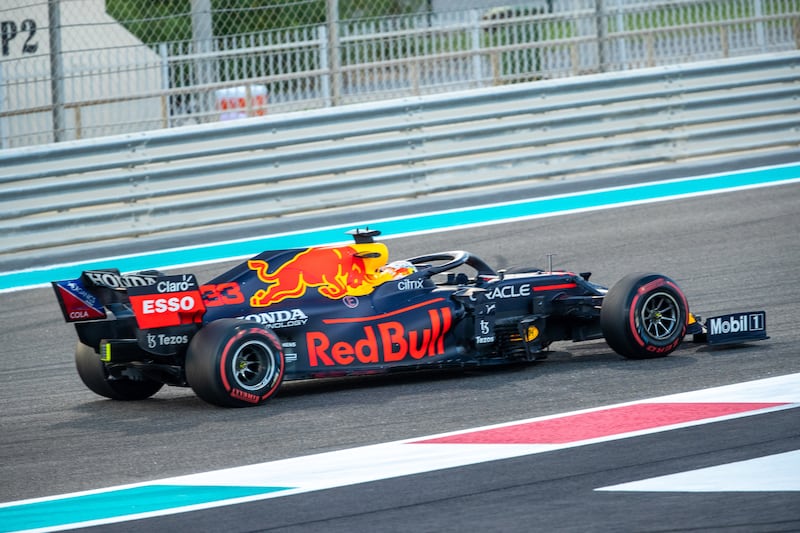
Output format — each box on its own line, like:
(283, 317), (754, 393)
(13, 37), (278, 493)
(665, 280), (690, 327)
(260, 329), (285, 401)
(628, 290), (644, 347)
(219, 328), (248, 392)
(628, 278), (688, 348)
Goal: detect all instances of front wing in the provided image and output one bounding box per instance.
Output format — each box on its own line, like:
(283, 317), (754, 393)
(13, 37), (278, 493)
(691, 310), (768, 346)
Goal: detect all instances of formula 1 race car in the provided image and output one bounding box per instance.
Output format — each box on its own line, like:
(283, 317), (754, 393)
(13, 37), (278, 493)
(52, 229), (768, 407)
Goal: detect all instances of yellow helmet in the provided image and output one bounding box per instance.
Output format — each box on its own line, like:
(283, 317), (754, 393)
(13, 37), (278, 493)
(380, 260), (417, 279)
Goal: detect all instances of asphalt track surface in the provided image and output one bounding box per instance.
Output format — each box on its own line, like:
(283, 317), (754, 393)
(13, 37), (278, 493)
(1, 175), (799, 531)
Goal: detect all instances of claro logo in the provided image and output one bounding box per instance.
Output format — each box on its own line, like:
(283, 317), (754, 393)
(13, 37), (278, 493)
(306, 308), (452, 367)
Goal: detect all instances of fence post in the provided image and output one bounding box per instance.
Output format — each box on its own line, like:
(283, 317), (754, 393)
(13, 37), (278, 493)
(326, 0), (342, 106)
(614, 0), (628, 69)
(0, 61), (6, 149)
(159, 43), (172, 127)
(753, 0), (766, 52)
(48, 0), (66, 142)
(595, 0), (608, 72)
(191, 0), (215, 120)
(470, 10), (483, 86)
(795, 17), (800, 49)
(318, 25), (332, 107)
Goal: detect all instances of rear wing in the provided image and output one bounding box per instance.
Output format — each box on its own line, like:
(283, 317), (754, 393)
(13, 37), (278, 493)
(52, 276), (109, 322)
(52, 269), (205, 329)
(52, 269), (158, 323)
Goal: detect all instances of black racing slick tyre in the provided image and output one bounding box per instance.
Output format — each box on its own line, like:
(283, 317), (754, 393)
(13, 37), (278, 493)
(186, 319), (285, 408)
(75, 342), (164, 400)
(600, 273), (689, 359)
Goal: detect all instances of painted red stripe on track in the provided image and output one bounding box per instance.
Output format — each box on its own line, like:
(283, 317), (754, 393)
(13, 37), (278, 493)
(415, 403), (786, 444)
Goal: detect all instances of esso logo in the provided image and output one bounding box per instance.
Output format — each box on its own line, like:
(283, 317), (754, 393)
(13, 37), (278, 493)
(142, 296), (197, 314)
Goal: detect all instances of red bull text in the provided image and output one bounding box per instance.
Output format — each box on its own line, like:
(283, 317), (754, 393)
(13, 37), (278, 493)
(307, 307), (453, 367)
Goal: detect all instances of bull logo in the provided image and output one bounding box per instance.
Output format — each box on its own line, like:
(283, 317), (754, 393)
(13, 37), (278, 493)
(248, 244), (391, 307)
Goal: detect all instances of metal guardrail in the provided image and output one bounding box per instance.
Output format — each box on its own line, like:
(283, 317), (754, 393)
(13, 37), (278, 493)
(1, 51), (799, 272)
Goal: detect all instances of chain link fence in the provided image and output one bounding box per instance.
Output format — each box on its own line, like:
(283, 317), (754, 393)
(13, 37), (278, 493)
(1, 0), (799, 148)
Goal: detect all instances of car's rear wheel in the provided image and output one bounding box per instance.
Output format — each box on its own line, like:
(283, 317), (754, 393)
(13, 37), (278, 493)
(186, 319), (285, 407)
(75, 342), (164, 400)
(600, 273), (688, 359)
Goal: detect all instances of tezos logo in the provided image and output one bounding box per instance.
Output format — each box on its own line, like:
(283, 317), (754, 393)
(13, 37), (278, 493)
(147, 333), (189, 349)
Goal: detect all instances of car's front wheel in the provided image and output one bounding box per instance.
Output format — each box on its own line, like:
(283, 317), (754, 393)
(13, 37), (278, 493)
(186, 319), (285, 407)
(600, 273), (688, 359)
(75, 342), (164, 400)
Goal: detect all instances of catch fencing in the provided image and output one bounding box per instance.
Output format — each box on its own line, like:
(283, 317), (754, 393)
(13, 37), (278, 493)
(1, 51), (798, 272)
(1, 0), (799, 147)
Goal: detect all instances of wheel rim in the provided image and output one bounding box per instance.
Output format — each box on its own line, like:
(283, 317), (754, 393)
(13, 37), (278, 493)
(231, 339), (276, 391)
(640, 291), (680, 341)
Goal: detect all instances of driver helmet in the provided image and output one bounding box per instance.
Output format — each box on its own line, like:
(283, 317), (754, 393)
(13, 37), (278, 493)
(380, 260), (417, 279)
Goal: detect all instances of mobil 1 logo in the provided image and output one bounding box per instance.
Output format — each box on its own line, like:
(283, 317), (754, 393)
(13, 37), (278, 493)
(706, 311), (767, 345)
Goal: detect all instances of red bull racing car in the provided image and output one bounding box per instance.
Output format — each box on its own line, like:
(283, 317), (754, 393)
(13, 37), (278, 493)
(52, 229), (767, 407)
